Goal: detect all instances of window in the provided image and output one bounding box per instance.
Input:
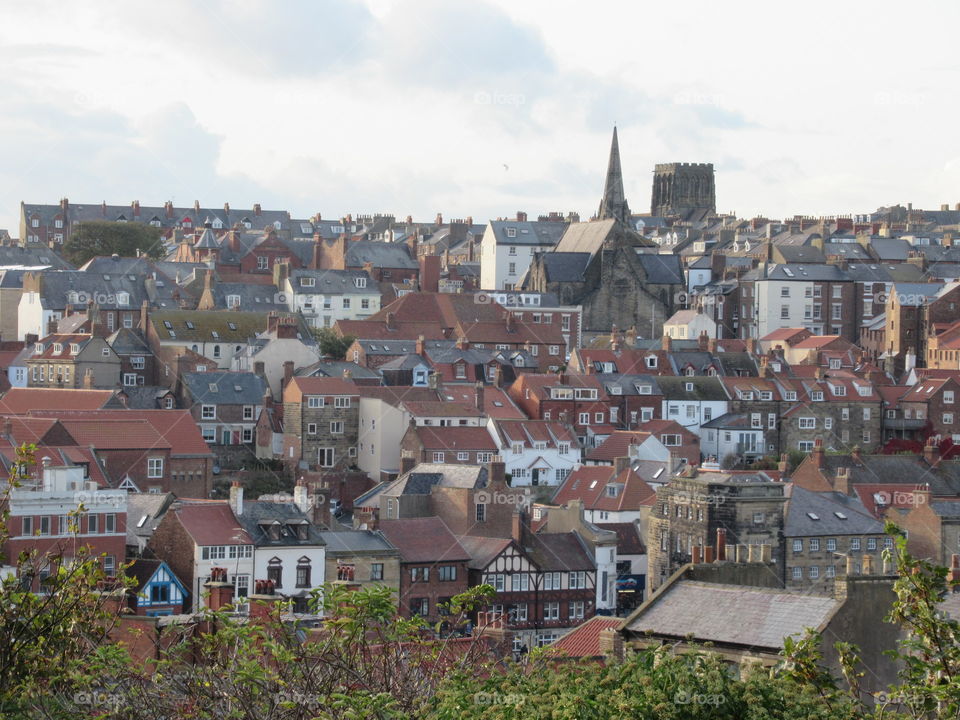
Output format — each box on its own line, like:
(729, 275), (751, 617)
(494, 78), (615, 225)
(318, 448), (335, 467)
(809, 538), (820, 551)
(296, 559), (312, 588)
(799, 417), (816, 430)
(306, 423), (317, 435)
(308, 396), (324, 408)
(267, 559), (282, 588)
(661, 434), (681, 446)
(851, 538), (861, 551)
(411, 598), (429, 616)
(781, 305), (790, 319)
(863, 408), (871, 421)
(792, 567), (803, 580)
(945, 391), (955, 405)
(433, 452), (445, 463)
(123, 373), (137, 386)
(439, 565), (457, 581)
(476, 502), (486, 523)
(569, 571), (586, 589)
(781, 287), (790, 297)
(569, 601), (585, 620)
(243, 405), (254, 421)
(792, 539), (802, 553)
(486, 573), (506, 592)
(826, 538), (837, 552)
(511, 573), (530, 592)
(131, 356), (145, 370)
(150, 584), (170, 603)
(544, 602), (560, 620)
(512, 603), (528, 622)
(201, 405), (216, 420)
(257, 256), (268, 270)
(867, 538), (878, 551)
(370, 563), (384, 581)
(809, 566), (820, 579)
(147, 458), (163, 478)
(103, 556), (115, 576)
(825, 417), (833, 430)
(330, 421), (344, 434)
(945, 413), (955, 425)
(753, 512), (765, 524)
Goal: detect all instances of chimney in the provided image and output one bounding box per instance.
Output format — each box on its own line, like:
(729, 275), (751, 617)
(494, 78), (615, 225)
(46, 315), (58, 335)
(777, 453), (789, 474)
(282, 361), (294, 391)
(745, 337), (757, 355)
(834, 466), (851, 496)
(698, 331), (709, 352)
(487, 456), (506, 488)
(812, 437), (825, 469)
(294, 478), (310, 515)
(924, 436), (941, 466)
(2, 417), (11, 439)
(707, 338), (718, 354)
(385, 312), (397, 331)
(230, 480), (244, 517)
(506, 312), (515, 332)
(205, 567), (234, 611)
(716, 528), (727, 562)
(253, 361), (265, 378)
(613, 456), (631, 474)
(342, 368), (353, 380)
(139, 300), (149, 334)
(475, 381), (484, 410)
(254, 203), (262, 216)
(949, 555), (960, 591)
(415, 334), (425, 357)
(132, 200), (141, 217)
(248, 580), (281, 621)
(704, 546), (715, 563)
(165, 201), (174, 219)
(691, 545), (702, 564)
(759, 356), (770, 378)
(511, 509), (524, 545)
(82, 368), (94, 389)
(400, 450), (416, 476)
(661, 335), (672, 352)
(850, 445), (863, 465)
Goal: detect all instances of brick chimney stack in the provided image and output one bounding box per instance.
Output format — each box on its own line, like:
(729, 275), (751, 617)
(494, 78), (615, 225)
(82, 368), (95, 389)
(924, 436), (941, 466)
(834, 466), (851, 496)
(661, 335), (672, 352)
(400, 450), (416, 476)
(205, 567), (235, 611)
(812, 437), (825, 469)
(716, 528), (727, 562)
(698, 331), (709, 352)
(487, 456), (506, 488)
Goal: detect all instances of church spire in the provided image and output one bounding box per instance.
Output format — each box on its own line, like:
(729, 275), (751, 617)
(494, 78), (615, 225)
(597, 126), (631, 226)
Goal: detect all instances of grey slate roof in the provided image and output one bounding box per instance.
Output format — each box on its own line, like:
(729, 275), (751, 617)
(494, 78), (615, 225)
(930, 502), (960, 519)
(489, 220), (568, 247)
(33, 270), (155, 311)
(289, 269), (378, 295)
(345, 240), (417, 269)
(296, 359), (380, 380)
(106, 327), (151, 354)
(749, 263), (852, 282)
(182, 371), (266, 405)
(636, 253), (684, 284)
(597, 373), (662, 396)
(776, 245), (826, 263)
(784, 487), (884, 537)
(541, 252), (590, 282)
(626, 580), (839, 649)
(319, 530), (397, 555)
(358, 339), (453, 356)
(0, 246), (72, 270)
(656, 376), (729, 401)
(700, 412), (756, 430)
(869, 238), (910, 261)
(119, 385), (174, 409)
(212, 282), (288, 312)
(235, 501), (325, 547)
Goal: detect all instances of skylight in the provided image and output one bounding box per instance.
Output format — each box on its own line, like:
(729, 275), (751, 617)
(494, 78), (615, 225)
(834, 511), (847, 520)
(136, 515), (148, 528)
(806, 512), (820, 520)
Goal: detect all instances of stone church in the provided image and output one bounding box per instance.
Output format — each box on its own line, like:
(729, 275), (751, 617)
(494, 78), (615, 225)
(521, 128), (683, 337)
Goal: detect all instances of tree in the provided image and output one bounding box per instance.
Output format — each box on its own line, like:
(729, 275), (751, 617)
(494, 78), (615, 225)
(311, 327), (356, 361)
(62, 221), (165, 265)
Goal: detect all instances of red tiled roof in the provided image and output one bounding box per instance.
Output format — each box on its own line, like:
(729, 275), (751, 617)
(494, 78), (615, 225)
(491, 419), (577, 447)
(379, 517), (470, 563)
(549, 616), (622, 658)
(28, 409), (213, 457)
(443, 385), (527, 419)
(175, 502), (252, 546)
(0, 387), (118, 413)
(587, 431), (654, 461)
(59, 419), (171, 450)
(455, 320), (565, 345)
(595, 522), (646, 554)
(552, 466), (656, 512)
(792, 335), (852, 350)
(760, 327), (810, 342)
(402, 400), (485, 417)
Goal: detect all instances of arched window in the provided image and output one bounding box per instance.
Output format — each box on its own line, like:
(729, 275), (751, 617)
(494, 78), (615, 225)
(296, 557), (311, 588)
(267, 557), (282, 588)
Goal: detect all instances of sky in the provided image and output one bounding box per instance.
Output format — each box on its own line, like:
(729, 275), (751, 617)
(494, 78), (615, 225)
(2, 0), (960, 232)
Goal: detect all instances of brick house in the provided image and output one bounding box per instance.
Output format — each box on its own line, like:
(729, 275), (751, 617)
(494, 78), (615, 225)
(899, 375), (960, 442)
(107, 327), (156, 388)
(282, 377), (360, 470)
(26, 333), (120, 389)
(592, 374), (664, 429)
(181, 371), (267, 447)
(783, 486), (886, 591)
(400, 425), (498, 467)
(319, 529), (401, 595)
(778, 373), (883, 453)
(379, 517), (471, 626)
(634, 419), (701, 467)
(508, 373), (616, 449)
(646, 468), (786, 592)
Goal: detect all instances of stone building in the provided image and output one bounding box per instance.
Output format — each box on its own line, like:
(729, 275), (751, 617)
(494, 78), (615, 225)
(646, 468), (786, 592)
(650, 163), (716, 219)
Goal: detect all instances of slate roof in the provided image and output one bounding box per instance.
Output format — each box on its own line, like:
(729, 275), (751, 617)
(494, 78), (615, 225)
(746, 263), (851, 282)
(488, 220), (568, 247)
(815, 454), (960, 496)
(0, 245), (72, 270)
(655, 376), (729, 401)
(625, 580), (840, 649)
(345, 240), (418, 269)
(211, 282), (288, 312)
(527, 532), (594, 571)
(126, 492), (175, 548)
(635, 254), (684, 284)
(318, 529), (397, 555)
(126, 558), (186, 595)
(870, 238), (910, 260)
(379, 517), (470, 563)
(930, 501), (960, 519)
(784, 487), (884, 537)
(150, 310), (288, 343)
(541, 252), (591, 282)
(555, 220), (618, 254)
(458, 535), (513, 569)
(106, 327), (151, 354)
(183, 371), (266, 405)
(235, 501), (325, 547)
(289, 269), (378, 295)
(595, 522), (645, 554)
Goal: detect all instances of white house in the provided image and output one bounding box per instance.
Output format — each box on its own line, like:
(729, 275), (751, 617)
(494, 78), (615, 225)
(487, 418), (581, 486)
(663, 310), (718, 341)
(479, 220), (567, 291)
(700, 413), (766, 464)
(656, 377), (730, 438)
(280, 268), (380, 329)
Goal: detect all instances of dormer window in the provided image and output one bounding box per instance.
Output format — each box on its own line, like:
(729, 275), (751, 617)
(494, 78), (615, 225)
(301, 277), (316, 287)
(811, 391), (824, 401)
(34, 343), (43, 355)
(70, 344), (80, 355)
(506, 227), (517, 238)
(636, 384), (652, 395)
(52, 343), (62, 354)
(355, 277), (367, 288)
(685, 382), (694, 392)
(645, 356), (658, 369)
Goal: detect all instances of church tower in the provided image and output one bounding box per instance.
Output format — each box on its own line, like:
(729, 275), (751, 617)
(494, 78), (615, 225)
(597, 127), (631, 227)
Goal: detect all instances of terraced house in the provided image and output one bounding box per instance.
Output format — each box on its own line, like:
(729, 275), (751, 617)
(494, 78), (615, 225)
(181, 371), (267, 446)
(779, 371), (883, 452)
(282, 377), (360, 470)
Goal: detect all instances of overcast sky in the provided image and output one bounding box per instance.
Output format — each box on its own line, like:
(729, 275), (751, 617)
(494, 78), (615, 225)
(2, 0), (959, 232)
